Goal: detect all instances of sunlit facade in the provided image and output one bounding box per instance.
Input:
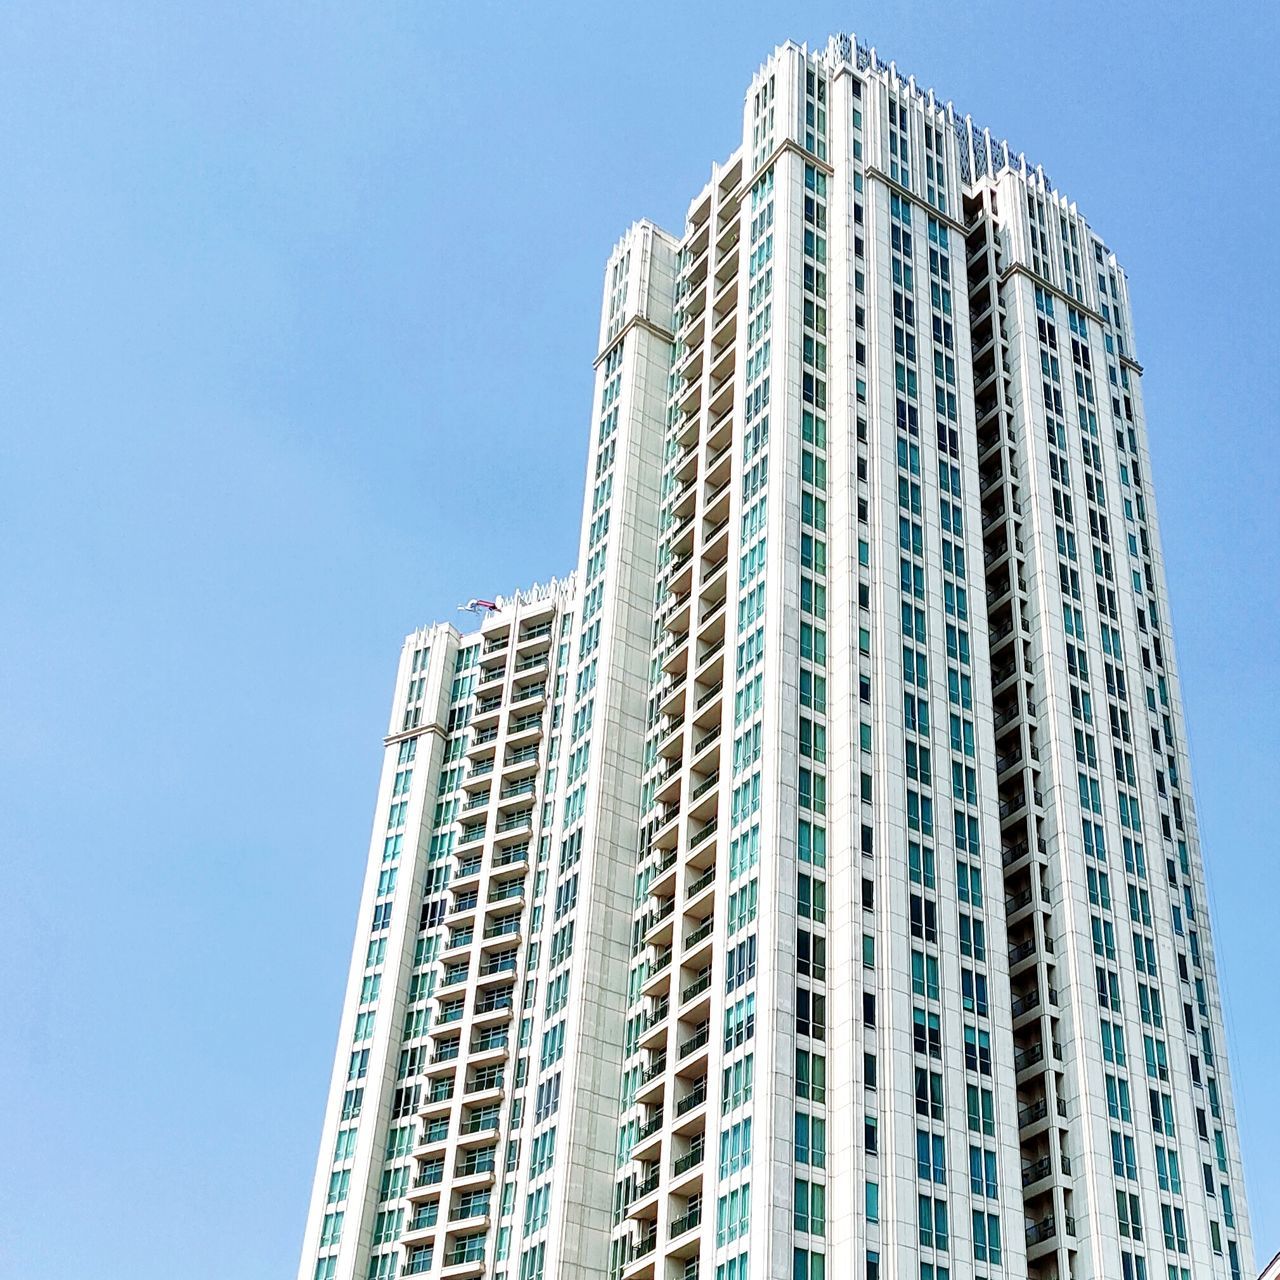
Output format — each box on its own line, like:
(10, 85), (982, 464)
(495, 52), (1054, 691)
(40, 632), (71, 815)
(298, 33), (1252, 1280)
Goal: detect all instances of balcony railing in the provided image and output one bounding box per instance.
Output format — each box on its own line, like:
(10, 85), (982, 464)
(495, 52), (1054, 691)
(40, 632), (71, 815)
(641, 1055), (668, 1085)
(684, 919), (713, 949)
(679, 1025), (710, 1058)
(669, 1205), (702, 1237)
(686, 866), (716, 898)
(675, 1081), (707, 1116)
(681, 971), (712, 1004)
(689, 817), (718, 848)
(637, 1110), (665, 1140)
(493, 843), (530, 868)
(689, 772), (719, 802)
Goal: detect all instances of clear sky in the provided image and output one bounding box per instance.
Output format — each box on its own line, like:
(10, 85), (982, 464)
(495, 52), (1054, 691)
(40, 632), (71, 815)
(1, 2), (1276, 1275)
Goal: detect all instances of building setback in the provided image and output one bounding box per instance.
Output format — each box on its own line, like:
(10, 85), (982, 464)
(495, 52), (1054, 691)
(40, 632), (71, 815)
(297, 33), (1253, 1280)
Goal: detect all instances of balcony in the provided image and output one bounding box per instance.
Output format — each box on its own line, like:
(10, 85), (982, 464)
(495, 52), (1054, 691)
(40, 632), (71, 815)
(518, 619), (553, 643)
(511, 681), (547, 707)
(1002, 839), (1035, 870)
(688, 816), (717, 850)
(706, 405), (733, 453)
(687, 770), (719, 820)
(458, 823), (487, 847)
(664, 477), (696, 523)
(492, 842), (530, 871)
(453, 855), (484, 883)
(622, 1227), (658, 1280)
(1012, 986), (1058, 1020)
(472, 695), (503, 727)
(473, 992), (515, 1022)
(419, 1081), (455, 1117)
(643, 991), (671, 1029)
(632, 1110), (665, 1163)
(693, 677), (723, 713)
(494, 811), (533, 842)
(690, 723), (720, 762)
(406, 1201), (439, 1232)
(443, 929), (475, 956)
(418, 1118), (450, 1149)
(629, 1166), (662, 1215)
(646, 847), (680, 898)
(498, 779), (537, 806)
(506, 712), (543, 741)
(664, 512), (696, 557)
(680, 970), (712, 1007)
(701, 515), (729, 557)
(503, 747), (540, 781)
(450, 889), (480, 916)
(674, 1078), (707, 1120)
(482, 916), (522, 943)
(459, 1110), (502, 1142)
(669, 1203), (702, 1240)
(678, 1024), (709, 1061)
(652, 804), (682, 852)
(1026, 1214), (1076, 1251)
(672, 1135), (704, 1176)
(686, 865), (716, 907)
(465, 1068), (505, 1101)
(477, 954), (518, 984)
(1018, 1152), (1059, 1187)
(434, 1003), (464, 1031)
(441, 1244), (487, 1277)
(657, 714), (686, 761)
(683, 916), (714, 954)
(1014, 1038), (1063, 1077)
(640, 997), (671, 1046)
(452, 1154), (497, 1189)
(638, 1052), (668, 1087)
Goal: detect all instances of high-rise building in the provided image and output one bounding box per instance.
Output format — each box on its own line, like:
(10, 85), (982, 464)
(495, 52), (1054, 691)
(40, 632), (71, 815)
(297, 33), (1254, 1280)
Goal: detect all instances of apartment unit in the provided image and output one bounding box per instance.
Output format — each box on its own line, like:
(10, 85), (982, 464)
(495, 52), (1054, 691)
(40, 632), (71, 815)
(298, 32), (1253, 1280)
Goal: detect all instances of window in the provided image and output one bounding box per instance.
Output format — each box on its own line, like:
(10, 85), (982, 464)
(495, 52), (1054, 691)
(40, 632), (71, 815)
(794, 1178), (826, 1233)
(917, 1194), (949, 1250)
(916, 1129), (946, 1183)
(969, 1146), (998, 1197)
(793, 1110), (825, 1169)
(793, 1249), (827, 1280)
(973, 1211), (1002, 1263)
(796, 1049), (825, 1103)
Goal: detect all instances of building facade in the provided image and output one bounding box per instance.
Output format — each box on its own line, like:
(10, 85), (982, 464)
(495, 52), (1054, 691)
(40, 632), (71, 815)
(298, 33), (1253, 1280)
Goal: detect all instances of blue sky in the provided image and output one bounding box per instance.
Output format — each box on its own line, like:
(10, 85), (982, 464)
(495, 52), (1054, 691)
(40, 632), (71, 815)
(1, 3), (1276, 1275)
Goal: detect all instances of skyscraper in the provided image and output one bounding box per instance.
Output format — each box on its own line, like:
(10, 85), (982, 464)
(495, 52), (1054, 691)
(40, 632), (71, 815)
(297, 33), (1253, 1280)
